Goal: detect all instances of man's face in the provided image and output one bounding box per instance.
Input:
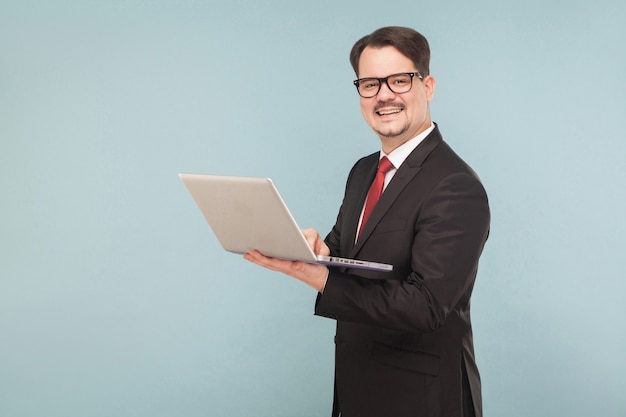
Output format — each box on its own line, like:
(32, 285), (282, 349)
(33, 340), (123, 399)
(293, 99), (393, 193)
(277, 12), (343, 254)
(357, 46), (435, 152)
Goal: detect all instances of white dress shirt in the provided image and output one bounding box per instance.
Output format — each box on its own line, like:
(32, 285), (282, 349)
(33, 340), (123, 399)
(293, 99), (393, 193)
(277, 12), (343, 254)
(356, 123), (435, 237)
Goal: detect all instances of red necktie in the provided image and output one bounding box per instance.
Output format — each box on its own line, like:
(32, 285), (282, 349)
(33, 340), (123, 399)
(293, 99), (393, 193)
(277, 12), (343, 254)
(359, 156), (394, 236)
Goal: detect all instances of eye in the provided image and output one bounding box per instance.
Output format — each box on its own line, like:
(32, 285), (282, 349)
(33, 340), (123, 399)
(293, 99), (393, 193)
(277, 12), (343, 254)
(360, 79), (379, 90)
(392, 76), (410, 86)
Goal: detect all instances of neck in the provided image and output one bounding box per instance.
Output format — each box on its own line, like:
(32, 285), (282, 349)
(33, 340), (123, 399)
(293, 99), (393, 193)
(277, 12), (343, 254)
(379, 120), (432, 154)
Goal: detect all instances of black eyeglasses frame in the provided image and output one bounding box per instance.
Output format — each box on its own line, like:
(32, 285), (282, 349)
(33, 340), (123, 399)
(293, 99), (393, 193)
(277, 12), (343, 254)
(353, 72), (427, 98)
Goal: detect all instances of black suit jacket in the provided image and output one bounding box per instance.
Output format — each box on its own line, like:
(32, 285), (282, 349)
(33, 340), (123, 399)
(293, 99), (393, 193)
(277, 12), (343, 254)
(315, 126), (490, 417)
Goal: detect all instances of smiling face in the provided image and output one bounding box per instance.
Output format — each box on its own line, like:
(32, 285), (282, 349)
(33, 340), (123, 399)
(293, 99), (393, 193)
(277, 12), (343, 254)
(358, 46), (436, 153)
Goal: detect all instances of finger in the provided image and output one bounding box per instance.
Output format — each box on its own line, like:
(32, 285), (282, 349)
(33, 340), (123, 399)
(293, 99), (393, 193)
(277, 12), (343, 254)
(304, 229), (330, 256)
(243, 250), (273, 267)
(302, 228), (317, 243)
(244, 251), (297, 273)
(302, 228), (322, 253)
(315, 237), (330, 256)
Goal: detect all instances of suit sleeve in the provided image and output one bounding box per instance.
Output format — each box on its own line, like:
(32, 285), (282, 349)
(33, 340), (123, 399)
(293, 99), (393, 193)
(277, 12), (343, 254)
(324, 160), (360, 257)
(315, 171), (490, 333)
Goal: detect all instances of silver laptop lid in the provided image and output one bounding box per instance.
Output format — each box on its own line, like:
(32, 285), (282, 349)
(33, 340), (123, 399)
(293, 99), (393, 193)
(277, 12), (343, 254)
(179, 173), (318, 262)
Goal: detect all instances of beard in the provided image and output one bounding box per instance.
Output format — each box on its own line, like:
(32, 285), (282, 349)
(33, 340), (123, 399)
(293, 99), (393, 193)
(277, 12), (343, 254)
(371, 101), (410, 139)
(373, 120), (410, 139)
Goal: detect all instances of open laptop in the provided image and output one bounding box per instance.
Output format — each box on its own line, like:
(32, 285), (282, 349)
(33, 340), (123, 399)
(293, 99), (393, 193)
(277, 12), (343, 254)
(179, 173), (393, 272)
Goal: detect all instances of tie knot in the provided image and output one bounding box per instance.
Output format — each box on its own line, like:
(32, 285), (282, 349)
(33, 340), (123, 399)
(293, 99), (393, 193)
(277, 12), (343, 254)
(378, 156), (394, 174)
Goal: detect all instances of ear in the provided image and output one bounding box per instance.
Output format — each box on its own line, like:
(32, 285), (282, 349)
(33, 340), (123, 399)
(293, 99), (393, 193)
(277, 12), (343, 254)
(423, 75), (436, 101)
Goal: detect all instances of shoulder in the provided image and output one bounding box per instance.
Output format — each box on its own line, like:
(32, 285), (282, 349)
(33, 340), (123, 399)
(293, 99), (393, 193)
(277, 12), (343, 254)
(352, 151), (379, 170)
(411, 129), (488, 200)
(346, 151), (378, 183)
(417, 127), (484, 185)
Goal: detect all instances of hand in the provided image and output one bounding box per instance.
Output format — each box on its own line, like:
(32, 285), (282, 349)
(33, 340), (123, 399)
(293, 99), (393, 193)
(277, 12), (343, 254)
(243, 228), (330, 292)
(301, 228), (331, 257)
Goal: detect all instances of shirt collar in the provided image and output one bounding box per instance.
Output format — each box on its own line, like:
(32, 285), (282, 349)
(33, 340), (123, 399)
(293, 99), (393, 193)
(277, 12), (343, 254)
(380, 122), (435, 169)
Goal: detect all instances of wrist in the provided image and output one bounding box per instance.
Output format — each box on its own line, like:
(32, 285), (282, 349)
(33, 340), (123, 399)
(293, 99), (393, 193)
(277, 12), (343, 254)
(318, 269), (329, 293)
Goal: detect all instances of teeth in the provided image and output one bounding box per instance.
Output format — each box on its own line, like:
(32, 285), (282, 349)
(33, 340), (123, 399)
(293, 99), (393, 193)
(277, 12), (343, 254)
(378, 109), (401, 115)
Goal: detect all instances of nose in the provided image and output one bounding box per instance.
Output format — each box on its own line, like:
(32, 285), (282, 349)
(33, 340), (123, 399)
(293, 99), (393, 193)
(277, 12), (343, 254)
(377, 80), (397, 100)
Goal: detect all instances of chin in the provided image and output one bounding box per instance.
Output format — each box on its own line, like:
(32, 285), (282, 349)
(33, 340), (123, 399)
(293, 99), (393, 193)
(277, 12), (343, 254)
(376, 126), (408, 139)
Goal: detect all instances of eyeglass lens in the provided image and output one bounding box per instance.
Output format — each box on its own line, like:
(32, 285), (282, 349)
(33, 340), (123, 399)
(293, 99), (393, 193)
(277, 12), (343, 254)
(357, 73), (414, 98)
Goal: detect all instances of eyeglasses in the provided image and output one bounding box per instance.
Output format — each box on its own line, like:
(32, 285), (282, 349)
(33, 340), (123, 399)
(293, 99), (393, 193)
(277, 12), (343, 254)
(353, 72), (426, 98)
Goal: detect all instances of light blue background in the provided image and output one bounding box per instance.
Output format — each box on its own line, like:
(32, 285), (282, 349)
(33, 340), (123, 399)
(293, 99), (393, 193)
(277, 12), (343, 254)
(1, 1), (625, 416)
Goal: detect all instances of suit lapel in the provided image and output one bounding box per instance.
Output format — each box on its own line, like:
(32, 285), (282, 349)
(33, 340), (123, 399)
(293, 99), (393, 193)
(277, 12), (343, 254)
(343, 154), (378, 251)
(351, 127), (443, 256)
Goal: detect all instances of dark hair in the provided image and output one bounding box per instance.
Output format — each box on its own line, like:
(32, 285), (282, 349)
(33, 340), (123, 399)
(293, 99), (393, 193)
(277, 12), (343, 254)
(349, 26), (430, 76)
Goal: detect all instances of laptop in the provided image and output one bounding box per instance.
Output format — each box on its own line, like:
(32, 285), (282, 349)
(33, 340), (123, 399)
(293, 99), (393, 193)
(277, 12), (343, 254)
(179, 173), (393, 272)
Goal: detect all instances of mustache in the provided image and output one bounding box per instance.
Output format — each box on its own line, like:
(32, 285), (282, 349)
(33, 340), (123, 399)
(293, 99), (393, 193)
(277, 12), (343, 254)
(374, 102), (405, 112)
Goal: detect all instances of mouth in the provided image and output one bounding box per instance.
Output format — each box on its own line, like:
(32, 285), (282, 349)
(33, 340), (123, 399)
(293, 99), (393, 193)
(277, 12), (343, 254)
(374, 102), (404, 117)
(376, 108), (402, 116)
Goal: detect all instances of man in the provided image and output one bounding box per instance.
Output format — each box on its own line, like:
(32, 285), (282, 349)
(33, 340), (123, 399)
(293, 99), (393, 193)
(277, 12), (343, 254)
(245, 26), (490, 417)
